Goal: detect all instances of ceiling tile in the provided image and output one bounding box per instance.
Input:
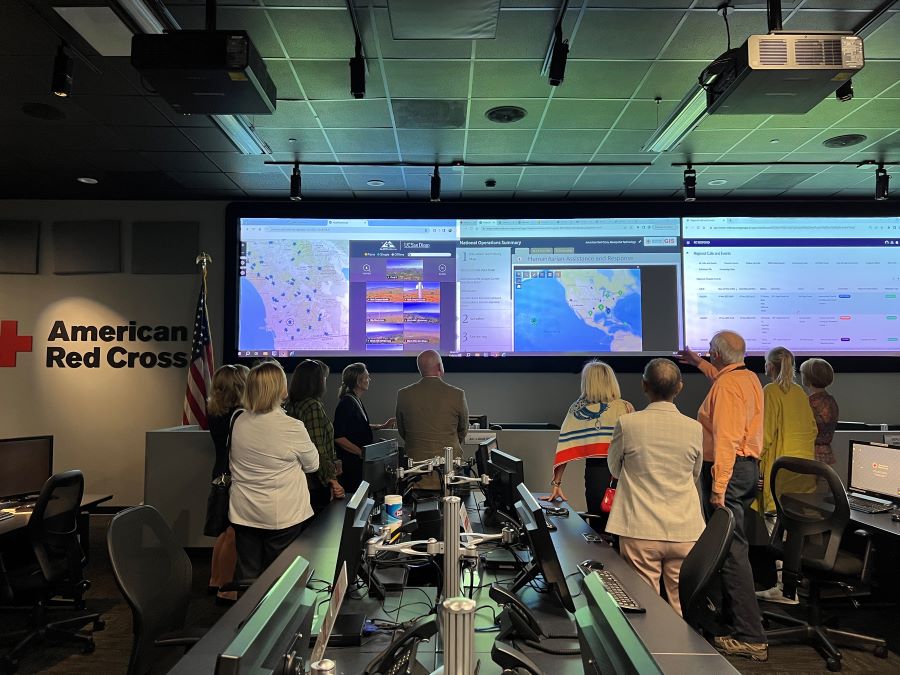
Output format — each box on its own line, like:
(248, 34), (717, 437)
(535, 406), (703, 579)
(475, 10), (556, 59)
(393, 99), (467, 129)
(596, 129), (652, 154)
(115, 126), (195, 151)
(326, 128), (398, 153)
(273, 9), (357, 58)
(181, 127), (241, 152)
(397, 129), (465, 155)
(471, 61), (551, 98)
(862, 13), (900, 59)
(366, 8), (474, 59)
(206, 152), (285, 173)
(462, 173), (522, 190)
(543, 99), (627, 129)
(832, 99), (900, 129)
(140, 151), (220, 172)
(466, 129), (536, 154)
(252, 100), (320, 129)
(533, 129), (609, 154)
(264, 60), (303, 101)
(760, 98), (864, 130)
(783, 9), (867, 33)
(731, 128), (825, 154)
(517, 172), (583, 190)
(635, 61), (707, 100)
(228, 172), (291, 191)
(660, 11), (763, 60)
(553, 61), (652, 99)
(382, 61), (471, 98)
(616, 100), (677, 130)
(168, 172), (240, 190)
(312, 99), (393, 128)
(679, 129), (749, 154)
(292, 60), (386, 100)
(256, 127), (332, 153)
(573, 172), (643, 190)
(570, 10), (685, 59)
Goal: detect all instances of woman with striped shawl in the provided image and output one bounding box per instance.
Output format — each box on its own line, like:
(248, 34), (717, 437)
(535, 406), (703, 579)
(548, 360), (634, 533)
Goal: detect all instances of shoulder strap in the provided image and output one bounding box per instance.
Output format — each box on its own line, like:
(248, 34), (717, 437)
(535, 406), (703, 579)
(225, 409), (245, 453)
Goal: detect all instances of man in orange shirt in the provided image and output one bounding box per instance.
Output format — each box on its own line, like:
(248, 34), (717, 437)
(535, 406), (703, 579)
(679, 330), (767, 662)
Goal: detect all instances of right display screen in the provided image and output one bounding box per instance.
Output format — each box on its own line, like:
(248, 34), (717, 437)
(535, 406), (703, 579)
(682, 217), (900, 355)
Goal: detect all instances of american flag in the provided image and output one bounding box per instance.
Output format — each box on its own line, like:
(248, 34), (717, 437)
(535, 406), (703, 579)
(183, 272), (214, 429)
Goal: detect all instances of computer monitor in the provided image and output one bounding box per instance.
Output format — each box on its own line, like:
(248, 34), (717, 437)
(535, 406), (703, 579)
(575, 572), (661, 675)
(216, 555), (316, 675)
(474, 437), (498, 477)
(848, 440), (900, 504)
(0, 436), (53, 501)
(362, 439), (400, 508)
(333, 481), (376, 589)
(512, 483), (575, 613)
(468, 414), (488, 430)
(485, 448), (525, 520)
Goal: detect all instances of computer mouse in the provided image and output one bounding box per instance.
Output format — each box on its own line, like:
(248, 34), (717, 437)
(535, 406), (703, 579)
(891, 512), (900, 522)
(579, 559), (604, 571)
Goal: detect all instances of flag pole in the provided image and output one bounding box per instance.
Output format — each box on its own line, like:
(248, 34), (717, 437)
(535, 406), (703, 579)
(183, 252), (215, 429)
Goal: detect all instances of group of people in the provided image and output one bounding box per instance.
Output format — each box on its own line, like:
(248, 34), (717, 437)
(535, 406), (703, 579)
(203, 334), (840, 664)
(548, 331), (839, 663)
(203, 349), (468, 602)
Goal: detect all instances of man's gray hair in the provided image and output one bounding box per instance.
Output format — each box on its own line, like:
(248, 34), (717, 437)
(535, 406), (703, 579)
(710, 330), (746, 365)
(642, 358), (682, 400)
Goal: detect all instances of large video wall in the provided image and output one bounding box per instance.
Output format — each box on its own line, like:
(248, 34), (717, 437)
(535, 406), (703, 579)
(230, 212), (900, 361)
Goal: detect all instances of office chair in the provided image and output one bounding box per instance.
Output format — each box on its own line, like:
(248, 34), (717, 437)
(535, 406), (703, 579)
(107, 505), (202, 675)
(764, 456), (888, 672)
(679, 506), (734, 633)
(0, 469), (103, 674)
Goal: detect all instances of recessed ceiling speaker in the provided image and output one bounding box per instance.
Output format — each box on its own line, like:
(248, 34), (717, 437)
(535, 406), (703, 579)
(485, 106), (527, 124)
(822, 134), (867, 148)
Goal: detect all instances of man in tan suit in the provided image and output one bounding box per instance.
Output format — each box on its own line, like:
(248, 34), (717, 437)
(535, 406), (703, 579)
(395, 350), (469, 490)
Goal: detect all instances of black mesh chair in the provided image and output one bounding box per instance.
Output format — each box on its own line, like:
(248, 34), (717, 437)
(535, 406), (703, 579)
(764, 456), (888, 672)
(107, 505), (201, 675)
(679, 506), (734, 632)
(0, 470), (103, 673)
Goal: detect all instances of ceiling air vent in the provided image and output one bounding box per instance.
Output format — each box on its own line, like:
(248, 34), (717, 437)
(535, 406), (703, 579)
(795, 39), (842, 66)
(757, 38), (788, 66)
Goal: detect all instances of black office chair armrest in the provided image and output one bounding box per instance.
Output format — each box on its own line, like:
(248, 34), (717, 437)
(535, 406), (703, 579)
(850, 528), (876, 585)
(154, 628), (206, 651)
(218, 578), (256, 593)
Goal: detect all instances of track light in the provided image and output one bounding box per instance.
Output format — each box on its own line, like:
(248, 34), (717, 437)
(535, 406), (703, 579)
(547, 23), (568, 87)
(835, 79), (854, 102)
(349, 38), (365, 99)
(875, 164), (890, 201)
(684, 165), (697, 202)
(51, 42), (73, 97)
(290, 162), (302, 201)
(430, 165), (441, 202)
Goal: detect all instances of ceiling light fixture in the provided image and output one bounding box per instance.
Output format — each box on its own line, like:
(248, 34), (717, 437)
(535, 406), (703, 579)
(835, 79), (854, 102)
(210, 114), (270, 155)
(366, 179), (384, 187)
(547, 22), (568, 86)
(290, 162), (302, 201)
(643, 83), (710, 153)
(875, 163), (890, 201)
(430, 165), (441, 202)
(51, 42), (74, 97)
(708, 179), (728, 186)
(76, 176), (98, 185)
(683, 164), (697, 202)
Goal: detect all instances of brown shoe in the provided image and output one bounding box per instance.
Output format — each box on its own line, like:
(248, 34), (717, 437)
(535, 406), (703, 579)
(714, 636), (769, 662)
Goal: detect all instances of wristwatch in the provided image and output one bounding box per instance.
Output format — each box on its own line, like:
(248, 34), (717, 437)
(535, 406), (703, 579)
(550, 480), (562, 487)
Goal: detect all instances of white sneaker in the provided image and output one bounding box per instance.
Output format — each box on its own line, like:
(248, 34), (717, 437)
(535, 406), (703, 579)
(755, 585), (799, 605)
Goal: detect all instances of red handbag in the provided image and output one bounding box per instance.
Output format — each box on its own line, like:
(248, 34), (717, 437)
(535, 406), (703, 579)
(600, 478), (618, 513)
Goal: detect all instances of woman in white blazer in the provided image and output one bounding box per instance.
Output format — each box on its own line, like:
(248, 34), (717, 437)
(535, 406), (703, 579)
(606, 358), (705, 617)
(229, 361), (319, 580)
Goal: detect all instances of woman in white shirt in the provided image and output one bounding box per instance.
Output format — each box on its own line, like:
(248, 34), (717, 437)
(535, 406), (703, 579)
(229, 361), (319, 580)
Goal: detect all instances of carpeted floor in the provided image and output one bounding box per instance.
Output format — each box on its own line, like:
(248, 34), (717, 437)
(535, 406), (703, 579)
(1, 516), (898, 674)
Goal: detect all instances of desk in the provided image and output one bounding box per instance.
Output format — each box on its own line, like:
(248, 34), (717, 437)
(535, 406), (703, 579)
(174, 493), (736, 674)
(0, 494), (113, 561)
(850, 508), (900, 539)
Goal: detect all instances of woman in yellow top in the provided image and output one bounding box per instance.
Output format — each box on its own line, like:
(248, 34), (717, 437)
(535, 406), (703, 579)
(757, 346), (818, 515)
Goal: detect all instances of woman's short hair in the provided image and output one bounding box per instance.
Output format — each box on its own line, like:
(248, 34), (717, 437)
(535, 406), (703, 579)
(244, 361), (288, 413)
(339, 362), (368, 397)
(766, 346), (796, 393)
(800, 357), (834, 389)
(207, 364), (247, 416)
(581, 360), (621, 404)
(289, 359), (326, 402)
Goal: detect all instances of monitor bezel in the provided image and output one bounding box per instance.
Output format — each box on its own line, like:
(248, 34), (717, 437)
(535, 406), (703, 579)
(847, 439), (900, 504)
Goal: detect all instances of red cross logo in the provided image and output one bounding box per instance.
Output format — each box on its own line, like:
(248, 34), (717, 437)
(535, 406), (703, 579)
(0, 321), (33, 367)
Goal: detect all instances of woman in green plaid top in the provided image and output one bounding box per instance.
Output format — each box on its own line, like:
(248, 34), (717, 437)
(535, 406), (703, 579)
(286, 359), (344, 513)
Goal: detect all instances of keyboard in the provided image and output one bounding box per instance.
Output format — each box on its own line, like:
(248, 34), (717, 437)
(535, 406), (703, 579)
(0, 512), (14, 523)
(848, 496), (893, 514)
(594, 570), (645, 613)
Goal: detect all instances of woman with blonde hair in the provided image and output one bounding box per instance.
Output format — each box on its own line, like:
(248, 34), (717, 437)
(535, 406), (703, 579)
(206, 364), (247, 603)
(229, 361), (319, 580)
(754, 347), (817, 604)
(548, 360), (634, 533)
(333, 362), (395, 493)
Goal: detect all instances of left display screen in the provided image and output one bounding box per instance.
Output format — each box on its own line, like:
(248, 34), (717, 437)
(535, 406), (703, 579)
(236, 216), (684, 358)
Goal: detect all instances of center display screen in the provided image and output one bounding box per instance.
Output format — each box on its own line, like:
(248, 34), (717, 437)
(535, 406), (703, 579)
(236, 217), (684, 358)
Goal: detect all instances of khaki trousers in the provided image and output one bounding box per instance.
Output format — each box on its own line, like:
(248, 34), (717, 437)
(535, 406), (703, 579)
(618, 537), (696, 616)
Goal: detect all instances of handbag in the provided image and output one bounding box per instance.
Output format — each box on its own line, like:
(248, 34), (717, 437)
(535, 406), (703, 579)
(600, 478), (618, 513)
(203, 409), (243, 537)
